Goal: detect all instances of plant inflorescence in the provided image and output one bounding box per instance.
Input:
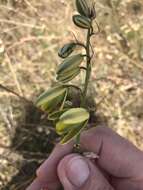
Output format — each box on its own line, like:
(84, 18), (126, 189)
(35, 0), (99, 146)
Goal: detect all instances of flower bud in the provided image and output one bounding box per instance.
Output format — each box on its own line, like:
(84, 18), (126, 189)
(57, 54), (83, 75)
(76, 0), (96, 20)
(60, 108), (89, 125)
(35, 86), (68, 113)
(56, 108), (89, 144)
(58, 43), (76, 58)
(76, 0), (89, 18)
(57, 67), (80, 83)
(73, 14), (91, 29)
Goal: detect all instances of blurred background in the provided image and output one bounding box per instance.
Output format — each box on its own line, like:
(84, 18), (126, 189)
(0, 0), (143, 189)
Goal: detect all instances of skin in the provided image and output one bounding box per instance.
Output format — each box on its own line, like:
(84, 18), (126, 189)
(26, 127), (143, 190)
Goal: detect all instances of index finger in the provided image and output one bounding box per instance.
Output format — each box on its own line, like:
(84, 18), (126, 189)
(35, 140), (74, 189)
(80, 127), (143, 178)
(29, 126), (143, 189)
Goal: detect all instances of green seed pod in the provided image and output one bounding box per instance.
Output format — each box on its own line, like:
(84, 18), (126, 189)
(35, 86), (68, 113)
(57, 67), (80, 83)
(58, 43), (76, 58)
(76, 0), (96, 20)
(57, 54), (83, 75)
(73, 15), (91, 29)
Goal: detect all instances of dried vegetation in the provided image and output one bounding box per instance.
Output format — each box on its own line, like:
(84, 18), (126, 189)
(0, 0), (143, 189)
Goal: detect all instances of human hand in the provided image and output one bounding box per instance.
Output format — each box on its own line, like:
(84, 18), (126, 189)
(26, 127), (143, 190)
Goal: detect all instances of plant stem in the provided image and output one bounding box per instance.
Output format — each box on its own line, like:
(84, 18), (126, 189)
(82, 28), (92, 107)
(75, 28), (92, 148)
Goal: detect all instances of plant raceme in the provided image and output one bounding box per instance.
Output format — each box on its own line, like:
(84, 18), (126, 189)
(35, 0), (97, 145)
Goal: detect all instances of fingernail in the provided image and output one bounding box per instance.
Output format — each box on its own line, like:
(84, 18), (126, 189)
(66, 157), (90, 187)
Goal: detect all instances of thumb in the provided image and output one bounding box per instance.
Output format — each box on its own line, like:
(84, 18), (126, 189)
(57, 154), (114, 190)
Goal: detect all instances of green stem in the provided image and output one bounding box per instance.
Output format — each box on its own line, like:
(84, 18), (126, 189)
(82, 28), (92, 107)
(75, 28), (92, 148)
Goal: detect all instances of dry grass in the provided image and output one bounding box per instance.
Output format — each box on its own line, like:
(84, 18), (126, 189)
(0, 0), (143, 189)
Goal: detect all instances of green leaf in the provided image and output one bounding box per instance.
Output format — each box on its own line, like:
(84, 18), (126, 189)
(58, 43), (76, 58)
(73, 14), (91, 29)
(60, 108), (89, 125)
(61, 120), (88, 144)
(57, 67), (80, 83)
(57, 54), (83, 75)
(35, 86), (68, 112)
